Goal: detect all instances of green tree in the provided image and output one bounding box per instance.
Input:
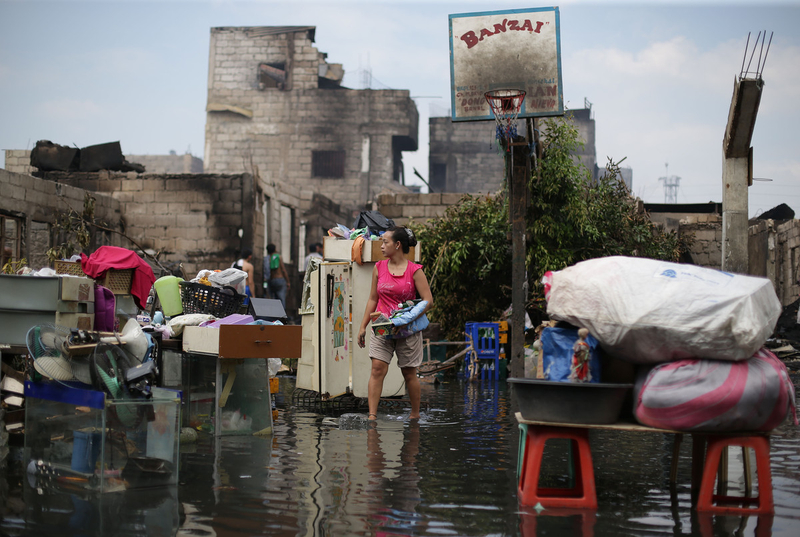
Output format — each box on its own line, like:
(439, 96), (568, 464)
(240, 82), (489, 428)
(415, 114), (689, 342)
(413, 194), (511, 342)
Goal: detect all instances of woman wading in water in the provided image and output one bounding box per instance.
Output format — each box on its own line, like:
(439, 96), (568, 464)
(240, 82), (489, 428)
(357, 226), (433, 421)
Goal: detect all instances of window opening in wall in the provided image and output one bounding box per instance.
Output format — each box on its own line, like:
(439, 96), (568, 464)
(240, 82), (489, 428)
(431, 163), (447, 193)
(258, 62), (287, 90)
(1, 214), (23, 269)
(312, 150), (346, 178)
(280, 205), (294, 264)
(263, 195), (271, 257)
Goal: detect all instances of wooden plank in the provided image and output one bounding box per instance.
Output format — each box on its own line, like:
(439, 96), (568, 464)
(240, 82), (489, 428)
(515, 412), (684, 434)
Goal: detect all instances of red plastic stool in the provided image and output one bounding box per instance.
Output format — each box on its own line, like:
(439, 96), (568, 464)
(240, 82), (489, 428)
(518, 425), (597, 509)
(696, 435), (773, 515)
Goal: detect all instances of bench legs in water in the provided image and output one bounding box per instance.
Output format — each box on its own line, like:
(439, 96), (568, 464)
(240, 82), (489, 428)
(518, 425), (773, 514)
(518, 426), (597, 509)
(694, 434), (774, 515)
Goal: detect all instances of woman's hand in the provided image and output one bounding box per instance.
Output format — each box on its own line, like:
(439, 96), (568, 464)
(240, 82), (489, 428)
(358, 327), (367, 348)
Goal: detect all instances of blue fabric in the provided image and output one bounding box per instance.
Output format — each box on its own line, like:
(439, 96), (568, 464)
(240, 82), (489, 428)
(540, 326), (601, 383)
(387, 300), (429, 339)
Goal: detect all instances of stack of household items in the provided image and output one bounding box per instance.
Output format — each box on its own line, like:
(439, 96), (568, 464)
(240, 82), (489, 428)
(514, 256), (797, 431)
(0, 244), (300, 496)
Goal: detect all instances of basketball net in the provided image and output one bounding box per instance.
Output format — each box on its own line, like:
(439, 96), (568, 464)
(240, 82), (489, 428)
(484, 89), (526, 143)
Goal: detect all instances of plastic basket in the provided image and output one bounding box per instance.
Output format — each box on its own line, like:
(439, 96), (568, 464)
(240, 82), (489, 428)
(179, 281), (245, 318)
(54, 260), (85, 276)
(98, 269), (134, 295)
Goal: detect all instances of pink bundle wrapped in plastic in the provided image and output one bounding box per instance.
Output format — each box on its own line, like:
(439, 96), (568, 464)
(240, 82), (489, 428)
(634, 348), (797, 432)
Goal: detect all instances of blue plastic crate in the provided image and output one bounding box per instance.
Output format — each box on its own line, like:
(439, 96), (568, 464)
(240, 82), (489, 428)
(465, 322), (500, 380)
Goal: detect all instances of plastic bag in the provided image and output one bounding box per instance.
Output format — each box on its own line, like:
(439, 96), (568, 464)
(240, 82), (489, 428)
(352, 210), (395, 238)
(540, 326), (601, 382)
(209, 268), (247, 295)
(543, 256), (782, 364)
(634, 348), (797, 432)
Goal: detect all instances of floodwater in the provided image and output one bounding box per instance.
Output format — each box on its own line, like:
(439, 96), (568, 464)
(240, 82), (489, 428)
(1, 375), (799, 536)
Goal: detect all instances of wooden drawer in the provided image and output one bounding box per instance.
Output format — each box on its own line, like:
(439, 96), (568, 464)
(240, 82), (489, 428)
(218, 325), (302, 359)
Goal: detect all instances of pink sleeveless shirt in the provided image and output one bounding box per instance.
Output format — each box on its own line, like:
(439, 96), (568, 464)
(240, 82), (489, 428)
(375, 259), (423, 315)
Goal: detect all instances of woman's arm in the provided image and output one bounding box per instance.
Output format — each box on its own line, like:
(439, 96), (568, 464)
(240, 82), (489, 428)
(413, 269), (433, 315)
(357, 265), (380, 348)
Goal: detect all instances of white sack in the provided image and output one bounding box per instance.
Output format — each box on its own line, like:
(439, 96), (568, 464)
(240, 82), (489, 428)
(543, 256), (782, 364)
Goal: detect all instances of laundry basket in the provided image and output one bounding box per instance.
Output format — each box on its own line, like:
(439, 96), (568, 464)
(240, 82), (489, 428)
(179, 281), (245, 317)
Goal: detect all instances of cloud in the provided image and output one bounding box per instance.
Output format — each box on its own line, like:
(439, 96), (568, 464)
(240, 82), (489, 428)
(36, 98), (105, 123)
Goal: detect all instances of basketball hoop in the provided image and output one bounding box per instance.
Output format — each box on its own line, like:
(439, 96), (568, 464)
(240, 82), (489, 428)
(485, 89), (526, 142)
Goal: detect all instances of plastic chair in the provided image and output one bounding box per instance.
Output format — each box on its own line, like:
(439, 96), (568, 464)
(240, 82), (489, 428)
(518, 425), (597, 509)
(696, 434), (773, 515)
(465, 322), (500, 380)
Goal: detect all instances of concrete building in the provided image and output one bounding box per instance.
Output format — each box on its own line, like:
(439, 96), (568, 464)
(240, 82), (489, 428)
(428, 105), (632, 193)
(126, 152), (204, 174)
(203, 26), (419, 215)
(1, 26), (422, 316)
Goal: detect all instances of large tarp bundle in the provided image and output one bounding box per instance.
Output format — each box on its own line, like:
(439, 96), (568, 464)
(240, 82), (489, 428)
(543, 256), (782, 364)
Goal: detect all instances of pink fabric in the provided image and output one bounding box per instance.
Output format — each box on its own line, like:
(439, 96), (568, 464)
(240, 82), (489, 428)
(635, 348), (797, 432)
(375, 260), (422, 315)
(81, 246), (156, 310)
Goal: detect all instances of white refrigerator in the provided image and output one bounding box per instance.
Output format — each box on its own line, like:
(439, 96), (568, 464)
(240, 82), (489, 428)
(297, 259), (405, 398)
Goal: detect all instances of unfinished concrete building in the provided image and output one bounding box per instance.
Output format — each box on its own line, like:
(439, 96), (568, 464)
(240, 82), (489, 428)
(428, 106), (632, 193)
(203, 26), (419, 228)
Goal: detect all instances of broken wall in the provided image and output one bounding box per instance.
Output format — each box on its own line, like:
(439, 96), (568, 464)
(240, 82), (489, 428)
(0, 169), (122, 270)
(47, 171), (254, 279)
(376, 192), (466, 227)
(204, 26), (419, 216)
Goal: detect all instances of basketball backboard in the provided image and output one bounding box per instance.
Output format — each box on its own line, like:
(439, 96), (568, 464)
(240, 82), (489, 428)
(449, 7), (564, 122)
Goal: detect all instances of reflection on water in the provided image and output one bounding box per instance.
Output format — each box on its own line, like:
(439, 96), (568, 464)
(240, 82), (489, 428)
(1, 376), (799, 536)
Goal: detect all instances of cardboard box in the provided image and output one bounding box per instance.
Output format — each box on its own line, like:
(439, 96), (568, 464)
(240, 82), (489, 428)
(55, 312), (94, 331)
(371, 322), (394, 337)
(323, 236), (420, 263)
(59, 276), (95, 302)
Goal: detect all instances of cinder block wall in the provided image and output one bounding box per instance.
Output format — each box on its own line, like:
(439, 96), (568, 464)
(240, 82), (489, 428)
(127, 154), (204, 174)
(774, 220), (800, 305)
(680, 215), (723, 269)
(0, 169), (122, 269)
(49, 171), (252, 277)
(204, 27), (419, 213)
(429, 118), (505, 193)
(3, 150), (35, 175)
(376, 192), (468, 227)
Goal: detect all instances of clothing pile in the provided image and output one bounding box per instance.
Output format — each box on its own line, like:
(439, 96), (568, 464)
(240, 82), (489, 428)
(371, 300), (429, 339)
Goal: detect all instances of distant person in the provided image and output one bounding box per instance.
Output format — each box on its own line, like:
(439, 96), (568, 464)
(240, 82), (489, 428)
(232, 248), (255, 304)
(267, 243), (290, 309)
(302, 242), (323, 273)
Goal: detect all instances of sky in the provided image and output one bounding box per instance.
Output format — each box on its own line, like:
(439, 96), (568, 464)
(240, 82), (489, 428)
(1, 0), (799, 217)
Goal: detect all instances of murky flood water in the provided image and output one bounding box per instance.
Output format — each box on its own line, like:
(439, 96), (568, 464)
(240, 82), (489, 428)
(2, 376), (799, 536)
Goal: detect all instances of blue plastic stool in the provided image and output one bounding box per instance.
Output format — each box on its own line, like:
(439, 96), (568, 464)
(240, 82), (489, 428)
(465, 322), (500, 380)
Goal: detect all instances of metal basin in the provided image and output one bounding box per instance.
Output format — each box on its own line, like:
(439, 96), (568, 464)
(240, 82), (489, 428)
(508, 378), (633, 424)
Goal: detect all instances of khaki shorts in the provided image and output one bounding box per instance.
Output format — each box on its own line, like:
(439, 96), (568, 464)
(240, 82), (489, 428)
(369, 331), (423, 368)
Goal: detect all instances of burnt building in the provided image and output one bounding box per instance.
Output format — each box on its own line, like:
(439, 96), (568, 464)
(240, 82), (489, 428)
(428, 105), (632, 193)
(204, 26), (419, 217)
